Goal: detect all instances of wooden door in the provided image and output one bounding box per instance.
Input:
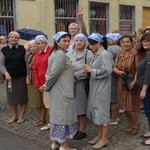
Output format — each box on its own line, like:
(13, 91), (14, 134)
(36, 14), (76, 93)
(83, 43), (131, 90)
(143, 7), (150, 28)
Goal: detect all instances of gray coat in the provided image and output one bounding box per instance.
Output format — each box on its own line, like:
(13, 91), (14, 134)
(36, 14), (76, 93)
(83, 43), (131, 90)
(43, 49), (77, 125)
(87, 47), (112, 125)
(67, 48), (93, 115)
(107, 45), (122, 103)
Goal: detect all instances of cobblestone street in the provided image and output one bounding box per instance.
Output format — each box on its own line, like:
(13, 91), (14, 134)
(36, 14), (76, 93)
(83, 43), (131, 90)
(0, 83), (150, 150)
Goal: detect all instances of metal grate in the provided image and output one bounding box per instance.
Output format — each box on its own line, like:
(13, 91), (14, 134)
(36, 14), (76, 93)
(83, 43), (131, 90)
(0, 0), (15, 36)
(54, 0), (79, 32)
(119, 5), (135, 35)
(89, 2), (109, 35)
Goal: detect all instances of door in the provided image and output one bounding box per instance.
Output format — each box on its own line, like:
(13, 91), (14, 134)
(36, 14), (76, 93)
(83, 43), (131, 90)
(143, 7), (150, 29)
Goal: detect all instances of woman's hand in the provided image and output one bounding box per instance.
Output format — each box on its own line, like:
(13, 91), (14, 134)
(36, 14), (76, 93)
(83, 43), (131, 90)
(78, 6), (83, 20)
(39, 85), (44, 92)
(84, 64), (92, 73)
(117, 70), (126, 77)
(5, 72), (11, 81)
(128, 81), (136, 89)
(26, 76), (30, 85)
(140, 90), (146, 99)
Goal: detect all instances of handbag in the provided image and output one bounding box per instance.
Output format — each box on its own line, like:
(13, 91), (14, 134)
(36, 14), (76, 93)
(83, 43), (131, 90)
(123, 73), (139, 94)
(123, 54), (139, 94)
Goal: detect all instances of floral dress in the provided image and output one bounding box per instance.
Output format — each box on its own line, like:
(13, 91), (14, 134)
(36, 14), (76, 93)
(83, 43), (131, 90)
(114, 50), (139, 111)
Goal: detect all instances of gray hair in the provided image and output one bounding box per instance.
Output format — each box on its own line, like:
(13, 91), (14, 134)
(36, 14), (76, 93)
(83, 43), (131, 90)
(68, 23), (80, 30)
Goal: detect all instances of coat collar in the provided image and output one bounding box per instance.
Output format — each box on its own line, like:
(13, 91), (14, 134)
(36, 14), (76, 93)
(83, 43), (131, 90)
(93, 46), (105, 56)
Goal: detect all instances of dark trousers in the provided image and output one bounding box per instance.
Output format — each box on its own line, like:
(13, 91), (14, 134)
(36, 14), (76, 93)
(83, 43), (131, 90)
(143, 87), (150, 131)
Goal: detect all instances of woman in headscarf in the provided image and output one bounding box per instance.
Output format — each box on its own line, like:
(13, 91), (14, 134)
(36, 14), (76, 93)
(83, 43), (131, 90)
(0, 31), (28, 124)
(67, 33), (93, 140)
(34, 35), (52, 127)
(40, 31), (77, 150)
(84, 33), (112, 149)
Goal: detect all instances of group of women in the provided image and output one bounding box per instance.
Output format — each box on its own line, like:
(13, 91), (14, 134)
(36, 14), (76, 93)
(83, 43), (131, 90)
(0, 27), (150, 149)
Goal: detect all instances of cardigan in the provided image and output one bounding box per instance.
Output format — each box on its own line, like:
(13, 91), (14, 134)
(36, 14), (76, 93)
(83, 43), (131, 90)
(0, 45), (27, 78)
(137, 51), (150, 88)
(34, 45), (52, 88)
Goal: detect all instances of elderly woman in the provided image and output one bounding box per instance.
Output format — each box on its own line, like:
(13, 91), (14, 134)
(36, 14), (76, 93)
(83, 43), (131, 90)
(40, 31), (77, 150)
(84, 33), (112, 149)
(34, 35), (52, 128)
(106, 33), (122, 125)
(67, 33), (93, 140)
(137, 33), (150, 146)
(113, 35), (139, 135)
(0, 31), (28, 124)
(26, 40), (46, 126)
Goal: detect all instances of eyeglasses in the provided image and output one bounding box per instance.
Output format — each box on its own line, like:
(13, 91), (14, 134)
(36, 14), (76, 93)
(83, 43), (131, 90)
(142, 40), (150, 43)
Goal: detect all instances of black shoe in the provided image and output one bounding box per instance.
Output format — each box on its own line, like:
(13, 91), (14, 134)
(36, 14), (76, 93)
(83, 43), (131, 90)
(140, 134), (150, 138)
(140, 108), (145, 113)
(73, 131), (86, 140)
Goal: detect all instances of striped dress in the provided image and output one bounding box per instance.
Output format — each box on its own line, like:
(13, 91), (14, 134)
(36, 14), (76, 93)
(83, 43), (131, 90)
(114, 50), (139, 111)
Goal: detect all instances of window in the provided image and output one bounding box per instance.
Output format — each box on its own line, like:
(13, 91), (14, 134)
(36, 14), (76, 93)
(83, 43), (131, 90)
(89, 2), (109, 35)
(119, 5), (135, 35)
(54, 0), (79, 32)
(0, 0), (15, 36)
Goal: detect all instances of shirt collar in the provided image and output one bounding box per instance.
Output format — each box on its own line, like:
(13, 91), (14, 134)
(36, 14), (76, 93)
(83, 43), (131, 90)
(39, 45), (48, 53)
(8, 43), (19, 49)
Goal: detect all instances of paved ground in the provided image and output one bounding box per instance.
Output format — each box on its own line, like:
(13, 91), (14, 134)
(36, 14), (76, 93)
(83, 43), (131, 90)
(0, 82), (150, 150)
(0, 127), (46, 150)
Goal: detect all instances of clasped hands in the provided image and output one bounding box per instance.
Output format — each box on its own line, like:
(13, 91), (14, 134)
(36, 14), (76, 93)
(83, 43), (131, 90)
(84, 64), (92, 73)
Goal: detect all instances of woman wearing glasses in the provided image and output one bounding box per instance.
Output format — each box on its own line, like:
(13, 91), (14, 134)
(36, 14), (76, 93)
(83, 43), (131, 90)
(137, 33), (150, 146)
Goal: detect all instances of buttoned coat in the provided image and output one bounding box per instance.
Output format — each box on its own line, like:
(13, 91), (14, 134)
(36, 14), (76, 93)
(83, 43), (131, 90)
(67, 48), (93, 115)
(44, 49), (77, 125)
(87, 47), (112, 125)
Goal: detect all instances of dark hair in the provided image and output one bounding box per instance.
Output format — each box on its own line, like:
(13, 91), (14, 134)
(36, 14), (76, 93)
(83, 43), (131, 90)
(102, 36), (108, 50)
(138, 33), (150, 55)
(88, 38), (99, 45)
(52, 33), (71, 51)
(141, 32), (150, 41)
(120, 35), (133, 43)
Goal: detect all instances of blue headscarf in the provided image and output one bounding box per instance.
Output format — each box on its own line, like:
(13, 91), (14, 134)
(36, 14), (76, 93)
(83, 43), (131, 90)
(53, 31), (69, 43)
(106, 33), (121, 42)
(88, 32), (103, 43)
(74, 33), (87, 42)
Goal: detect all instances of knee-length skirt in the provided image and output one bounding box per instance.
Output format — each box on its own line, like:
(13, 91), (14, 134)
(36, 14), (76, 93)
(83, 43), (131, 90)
(28, 84), (44, 108)
(6, 76), (28, 105)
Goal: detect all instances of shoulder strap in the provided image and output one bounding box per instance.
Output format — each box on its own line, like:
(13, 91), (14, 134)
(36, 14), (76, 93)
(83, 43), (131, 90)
(85, 50), (88, 64)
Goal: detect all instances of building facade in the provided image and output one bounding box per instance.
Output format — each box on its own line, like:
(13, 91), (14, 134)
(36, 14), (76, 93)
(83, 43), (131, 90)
(0, 0), (150, 44)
